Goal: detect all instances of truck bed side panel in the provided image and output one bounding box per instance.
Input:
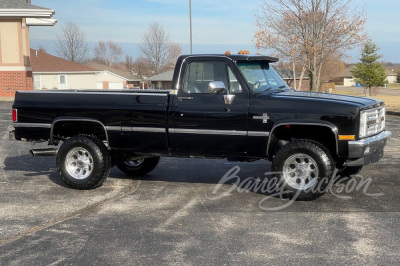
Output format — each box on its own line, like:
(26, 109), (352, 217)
(13, 91), (169, 153)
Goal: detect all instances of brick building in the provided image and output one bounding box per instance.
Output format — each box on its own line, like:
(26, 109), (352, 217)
(0, 0), (56, 97)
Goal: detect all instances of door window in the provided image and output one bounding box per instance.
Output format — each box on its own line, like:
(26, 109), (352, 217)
(182, 61), (241, 94)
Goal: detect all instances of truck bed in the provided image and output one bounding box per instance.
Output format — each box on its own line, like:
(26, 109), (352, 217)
(12, 90), (170, 151)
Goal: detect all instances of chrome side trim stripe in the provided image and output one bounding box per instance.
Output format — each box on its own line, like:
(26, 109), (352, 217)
(132, 127), (165, 133)
(13, 123), (51, 128)
(248, 131), (270, 137)
(107, 126), (165, 133)
(170, 128), (246, 136)
(170, 129), (267, 136)
(106, 126), (120, 131)
(106, 126), (269, 137)
(17, 91), (168, 97)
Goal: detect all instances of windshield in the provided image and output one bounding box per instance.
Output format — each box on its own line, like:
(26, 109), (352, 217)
(237, 61), (289, 93)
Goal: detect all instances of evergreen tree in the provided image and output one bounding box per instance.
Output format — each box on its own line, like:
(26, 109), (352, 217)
(351, 41), (387, 95)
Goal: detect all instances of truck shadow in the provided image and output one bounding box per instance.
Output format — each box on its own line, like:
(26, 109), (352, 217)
(127, 157), (285, 198)
(3, 154), (70, 188)
(4, 154), (276, 194)
(4, 155), (399, 210)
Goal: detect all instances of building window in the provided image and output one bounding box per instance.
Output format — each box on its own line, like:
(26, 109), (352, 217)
(157, 81), (162, 90)
(33, 75), (41, 90)
(59, 75), (67, 90)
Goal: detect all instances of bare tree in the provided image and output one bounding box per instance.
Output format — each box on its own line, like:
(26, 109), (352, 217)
(320, 55), (346, 84)
(94, 41), (107, 65)
(139, 23), (182, 74)
(37, 45), (47, 54)
(132, 57), (151, 78)
(93, 41), (124, 67)
(254, 0), (366, 91)
(168, 42), (183, 67)
(55, 22), (88, 63)
(125, 55), (134, 71)
(107, 41), (123, 66)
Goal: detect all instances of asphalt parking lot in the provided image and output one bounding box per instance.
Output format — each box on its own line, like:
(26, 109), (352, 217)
(1, 101), (400, 265)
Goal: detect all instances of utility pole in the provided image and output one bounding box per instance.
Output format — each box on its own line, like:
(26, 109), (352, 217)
(189, 0), (193, 54)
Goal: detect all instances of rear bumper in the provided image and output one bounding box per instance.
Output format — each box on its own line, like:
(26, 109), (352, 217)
(346, 130), (391, 166)
(9, 127), (16, 140)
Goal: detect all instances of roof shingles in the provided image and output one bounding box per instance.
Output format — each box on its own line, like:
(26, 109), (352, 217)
(0, 0), (52, 10)
(86, 62), (141, 81)
(30, 49), (96, 72)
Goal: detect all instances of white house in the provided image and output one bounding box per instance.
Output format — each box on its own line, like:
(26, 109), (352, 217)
(341, 66), (397, 86)
(31, 49), (98, 90)
(145, 70), (174, 90)
(86, 62), (142, 89)
(31, 49), (145, 90)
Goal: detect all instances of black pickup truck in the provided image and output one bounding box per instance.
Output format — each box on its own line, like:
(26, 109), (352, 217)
(10, 53), (391, 200)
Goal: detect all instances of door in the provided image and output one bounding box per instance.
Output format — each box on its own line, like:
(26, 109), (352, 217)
(109, 82), (123, 89)
(169, 59), (248, 156)
(33, 75), (41, 90)
(59, 75), (66, 90)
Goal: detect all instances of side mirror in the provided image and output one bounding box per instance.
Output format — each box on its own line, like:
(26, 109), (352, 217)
(208, 81), (227, 94)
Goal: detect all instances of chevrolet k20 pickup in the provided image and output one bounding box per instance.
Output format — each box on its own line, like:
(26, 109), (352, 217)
(10, 52), (391, 200)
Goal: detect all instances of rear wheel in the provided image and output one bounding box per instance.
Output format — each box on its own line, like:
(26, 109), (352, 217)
(117, 157), (160, 176)
(57, 135), (111, 189)
(271, 140), (335, 200)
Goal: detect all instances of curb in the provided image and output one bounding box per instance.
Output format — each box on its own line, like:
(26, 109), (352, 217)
(0, 97), (15, 102)
(387, 111), (400, 116)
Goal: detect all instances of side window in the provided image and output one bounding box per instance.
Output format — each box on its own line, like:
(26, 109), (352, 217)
(228, 67), (242, 94)
(182, 61), (242, 94)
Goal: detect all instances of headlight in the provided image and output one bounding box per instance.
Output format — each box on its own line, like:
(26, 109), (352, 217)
(359, 106), (386, 139)
(359, 110), (367, 138)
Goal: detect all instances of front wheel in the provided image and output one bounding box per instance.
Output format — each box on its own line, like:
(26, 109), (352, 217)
(271, 140), (335, 200)
(117, 157), (160, 176)
(56, 135), (111, 189)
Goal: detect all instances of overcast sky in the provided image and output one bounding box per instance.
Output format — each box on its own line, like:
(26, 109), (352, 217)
(29, 0), (400, 62)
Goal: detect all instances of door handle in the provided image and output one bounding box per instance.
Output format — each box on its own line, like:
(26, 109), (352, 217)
(178, 97), (193, 101)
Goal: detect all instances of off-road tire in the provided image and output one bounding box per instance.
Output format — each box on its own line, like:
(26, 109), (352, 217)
(56, 135), (111, 189)
(271, 139), (335, 201)
(117, 157), (160, 176)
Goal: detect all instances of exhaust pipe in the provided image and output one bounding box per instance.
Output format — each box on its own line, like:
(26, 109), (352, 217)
(29, 148), (58, 157)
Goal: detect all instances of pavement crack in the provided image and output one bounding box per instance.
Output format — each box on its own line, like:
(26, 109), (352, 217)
(0, 181), (138, 247)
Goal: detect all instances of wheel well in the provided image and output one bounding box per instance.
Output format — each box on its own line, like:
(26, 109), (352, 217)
(52, 121), (107, 142)
(268, 125), (338, 159)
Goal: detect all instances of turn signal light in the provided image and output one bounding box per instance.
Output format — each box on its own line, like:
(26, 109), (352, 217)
(12, 109), (17, 122)
(338, 135), (355, 140)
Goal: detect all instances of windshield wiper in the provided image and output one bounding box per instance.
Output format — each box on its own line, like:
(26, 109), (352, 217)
(261, 87), (272, 92)
(274, 85), (289, 93)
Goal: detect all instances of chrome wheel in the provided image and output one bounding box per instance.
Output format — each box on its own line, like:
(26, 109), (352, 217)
(65, 147), (94, 180)
(282, 153), (319, 190)
(124, 159), (144, 167)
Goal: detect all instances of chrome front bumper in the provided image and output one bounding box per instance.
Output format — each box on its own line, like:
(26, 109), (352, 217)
(347, 130), (391, 166)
